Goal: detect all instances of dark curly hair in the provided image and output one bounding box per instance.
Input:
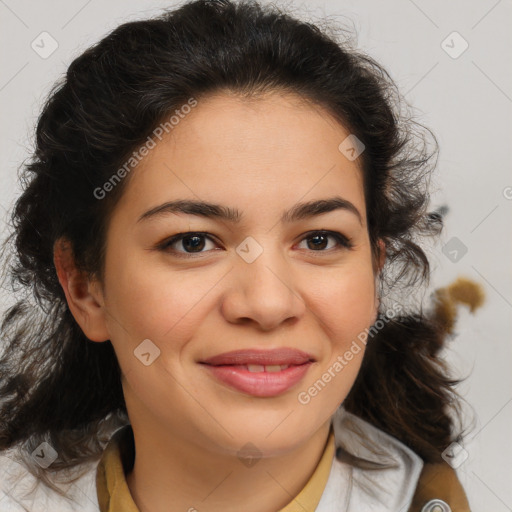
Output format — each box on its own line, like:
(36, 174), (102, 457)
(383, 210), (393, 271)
(0, 0), (467, 496)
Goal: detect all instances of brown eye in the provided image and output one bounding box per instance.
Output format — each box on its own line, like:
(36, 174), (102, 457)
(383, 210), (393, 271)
(160, 232), (219, 256)
(298, 231), (353, 252)
(180, 235), (206, 252)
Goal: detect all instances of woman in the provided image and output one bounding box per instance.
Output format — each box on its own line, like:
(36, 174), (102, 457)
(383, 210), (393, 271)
(0, 0), (471, 510)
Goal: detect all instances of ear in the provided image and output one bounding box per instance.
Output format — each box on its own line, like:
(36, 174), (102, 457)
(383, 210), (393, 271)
(53, 237), (110, 342)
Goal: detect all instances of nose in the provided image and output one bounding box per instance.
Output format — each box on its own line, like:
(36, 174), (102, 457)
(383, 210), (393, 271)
(221, 245), (306, 331)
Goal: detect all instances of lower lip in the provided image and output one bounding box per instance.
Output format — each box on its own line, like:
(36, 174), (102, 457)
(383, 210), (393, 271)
(201, 362), (313, 397)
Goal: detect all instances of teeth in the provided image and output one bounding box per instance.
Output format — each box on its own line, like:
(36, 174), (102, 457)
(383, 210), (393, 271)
(246, 364), (289, 373)
(266, 365), (285, 372)
(247, 364), (265, 372)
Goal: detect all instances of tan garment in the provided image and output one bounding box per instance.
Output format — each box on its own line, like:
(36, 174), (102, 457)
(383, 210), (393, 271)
(408, 461), (471, 511)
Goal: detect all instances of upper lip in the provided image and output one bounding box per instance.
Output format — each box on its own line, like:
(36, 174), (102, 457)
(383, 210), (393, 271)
(200, 348), (315, 366)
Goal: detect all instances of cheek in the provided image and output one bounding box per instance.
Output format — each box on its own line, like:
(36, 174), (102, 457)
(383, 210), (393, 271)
(304, 266), (376, 404)
(103, 250), (223, 346)
(308, 262), (378, 344)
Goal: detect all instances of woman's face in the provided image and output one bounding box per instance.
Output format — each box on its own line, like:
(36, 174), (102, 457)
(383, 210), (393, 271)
(95, 91), (380, 457)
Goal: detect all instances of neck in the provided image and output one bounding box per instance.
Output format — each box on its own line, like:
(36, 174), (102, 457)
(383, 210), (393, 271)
(125, 418), (332, 512)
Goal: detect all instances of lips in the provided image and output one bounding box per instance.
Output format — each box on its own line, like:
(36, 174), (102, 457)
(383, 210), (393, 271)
(200, 348), (315, 367)
(199, 348), (315, 397)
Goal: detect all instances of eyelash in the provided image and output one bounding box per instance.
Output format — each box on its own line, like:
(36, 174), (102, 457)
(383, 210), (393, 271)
(157, 230), (354, 258)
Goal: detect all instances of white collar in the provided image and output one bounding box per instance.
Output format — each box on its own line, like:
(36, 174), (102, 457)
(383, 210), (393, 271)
(316, 406), (424, 511)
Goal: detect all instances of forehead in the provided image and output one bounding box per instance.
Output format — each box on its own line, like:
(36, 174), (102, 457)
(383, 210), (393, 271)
(113, 91), (367, 224)
(168, 90), (353, 159)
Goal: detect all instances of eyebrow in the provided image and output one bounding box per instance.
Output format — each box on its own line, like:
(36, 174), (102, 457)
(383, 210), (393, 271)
(137, 196), (363, 225)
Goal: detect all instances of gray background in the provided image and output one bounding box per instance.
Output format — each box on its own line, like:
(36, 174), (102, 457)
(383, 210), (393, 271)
(1, 0), (511, 510)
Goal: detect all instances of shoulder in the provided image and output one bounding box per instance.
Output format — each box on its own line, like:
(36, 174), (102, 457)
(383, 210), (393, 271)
(329, 408), (470, 511)
(408, 461), (471, 512)
(0, 447), (100, 512)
